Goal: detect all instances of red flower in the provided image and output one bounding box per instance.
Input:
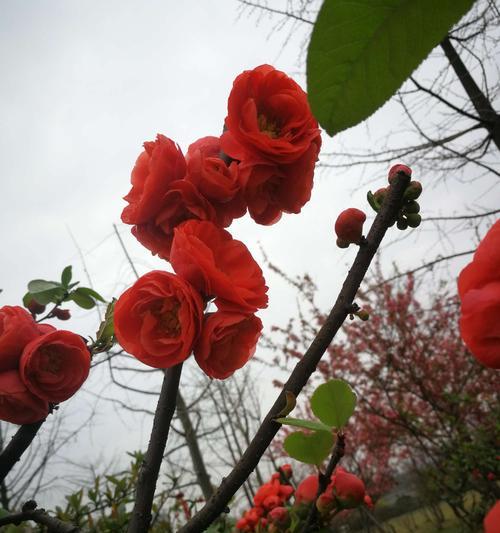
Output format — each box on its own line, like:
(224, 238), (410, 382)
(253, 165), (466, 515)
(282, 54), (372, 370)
(0, 370), (49, 425)
(20, 330), (91, 403)
(121, 134), (186, 225)
(194, 312), (262, 379)
(186, 136), (246, 227)
(114, 271), (204, 368)
(221, 65), (321, 225)
(295, 475), (319, 505)
(0, 306), (40, 372)
(132, 180), (216, 261)
(239, 146), (318, 225)
(484, 500), (500, 533)
(458, 219), (500, 368)
(170, 220), (268, 313)
(330, 467), (366, 509)
(268, 506), (289, 526)
(335, 208), (366, 246)
(222, 65), (320, 165)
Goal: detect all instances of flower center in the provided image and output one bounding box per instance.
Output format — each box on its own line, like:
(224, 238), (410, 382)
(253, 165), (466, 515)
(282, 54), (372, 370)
(155, 297), (181, 337)
(40, 347), (62, 374)
(257, 114), (281, 139)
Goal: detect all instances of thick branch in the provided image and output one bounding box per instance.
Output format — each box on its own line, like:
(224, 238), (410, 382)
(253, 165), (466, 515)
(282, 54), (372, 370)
(178, 173), (411, 532)
(127, 363), (183, 533)
(0, 501), (79, 532)
(0, 420), (45, 484)
(176, 391), (214, 500)
(441, 36), (500, 150)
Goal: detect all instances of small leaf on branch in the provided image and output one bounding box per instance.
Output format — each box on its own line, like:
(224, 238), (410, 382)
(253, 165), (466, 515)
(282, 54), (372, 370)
(283, 430), (334, 465)
(61, 266), (72, 287)
(77, 287), (106, 302)
(70, 288), (96, 309)
(310, 379), (357, 428)
(28, 279), (61, 294)
(276, 417), (332, 432)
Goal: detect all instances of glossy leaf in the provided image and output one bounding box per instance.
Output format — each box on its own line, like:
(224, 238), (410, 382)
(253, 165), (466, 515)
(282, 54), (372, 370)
(284, 430), (334, 465)
(310, 379), (357, 428)
(307, 0), (475, 135)
(28, 279), (61, 294)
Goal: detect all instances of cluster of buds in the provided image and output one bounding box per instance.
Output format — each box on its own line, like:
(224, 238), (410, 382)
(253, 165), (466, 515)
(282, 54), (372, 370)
(367, 164), (423, 230)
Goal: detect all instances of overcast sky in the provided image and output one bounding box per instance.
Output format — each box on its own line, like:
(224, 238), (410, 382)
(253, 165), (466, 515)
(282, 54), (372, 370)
(1, 0), (498, 508)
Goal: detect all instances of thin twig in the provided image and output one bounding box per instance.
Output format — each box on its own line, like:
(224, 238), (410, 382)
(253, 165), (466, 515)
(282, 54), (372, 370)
(178, 173), (411, 532)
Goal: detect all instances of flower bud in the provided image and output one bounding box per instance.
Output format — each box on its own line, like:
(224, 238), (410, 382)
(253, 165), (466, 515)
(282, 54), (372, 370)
(52, 308), (71, 321)
(406, 213), (422, 228)
(279, 464), (293, 480)
(356, 309), (370, 321)
(268, 506), (290, 527)
(336, 238), (350, 249)
(388, 164), (412, 184)
(404, 200), (420, 214)
(397, 218), (408, 231)
(27, 300), (46, 315)
(404, 181), (422, 200)
(335, 208), (366, 246)
(316, 492), (335, 514)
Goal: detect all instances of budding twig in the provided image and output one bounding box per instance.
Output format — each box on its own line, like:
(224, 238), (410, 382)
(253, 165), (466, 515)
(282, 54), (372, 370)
(0, 500), (79, 532)
(178, 173), (411, 532)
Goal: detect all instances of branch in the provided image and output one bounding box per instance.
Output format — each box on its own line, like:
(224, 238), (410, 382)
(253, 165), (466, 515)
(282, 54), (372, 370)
(176, 391), (214, 500)
(441, 36), (500, 150)
(0, 420), (45, 484)
(0, 500), (79, 532)
(237, 0), (314, 24)
(178, 173), (411, 532)
(425, 208), (500, 221)
(126, 363), (183, 533)
(301, 433), (346, 533)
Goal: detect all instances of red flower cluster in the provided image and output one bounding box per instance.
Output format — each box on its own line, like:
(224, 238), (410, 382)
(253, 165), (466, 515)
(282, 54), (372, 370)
(0, 306), (90, 424)
(236, 466), (370, 532)
(295, 467), (367, 512)
(236, 470), (294, 532)
(117, 66), (321, 379)
(458, 219), (500, 369)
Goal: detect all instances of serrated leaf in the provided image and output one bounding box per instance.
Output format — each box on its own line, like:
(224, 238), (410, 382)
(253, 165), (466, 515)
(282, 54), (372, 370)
(310, 379), (357, 428)
(307, 0), (475, 135)
(61, 266), (72, 287)
(28, 279), (61, 294)
(71, 289), (96, 309)
(77, 287), (105, 303)
(284, 430), (334, 465)
(276, 417), (332, 432)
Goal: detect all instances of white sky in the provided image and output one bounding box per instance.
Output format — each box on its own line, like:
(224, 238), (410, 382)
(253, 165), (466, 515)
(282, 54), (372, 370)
(1, 0), (498, 509)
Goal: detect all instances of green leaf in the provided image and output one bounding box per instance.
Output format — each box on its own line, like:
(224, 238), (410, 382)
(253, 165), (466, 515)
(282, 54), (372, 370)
(284, 430), (334, 465)
(22, 292), (34, 308)
(77, 287), (106, 303)
(70, 288), (96, 309)
(61, 266), (72, 287)
(276, 417), (332, 432)
(307, 0), (475, 135)
(28, 279), (61, 294)
(310, 379), (357, 428)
